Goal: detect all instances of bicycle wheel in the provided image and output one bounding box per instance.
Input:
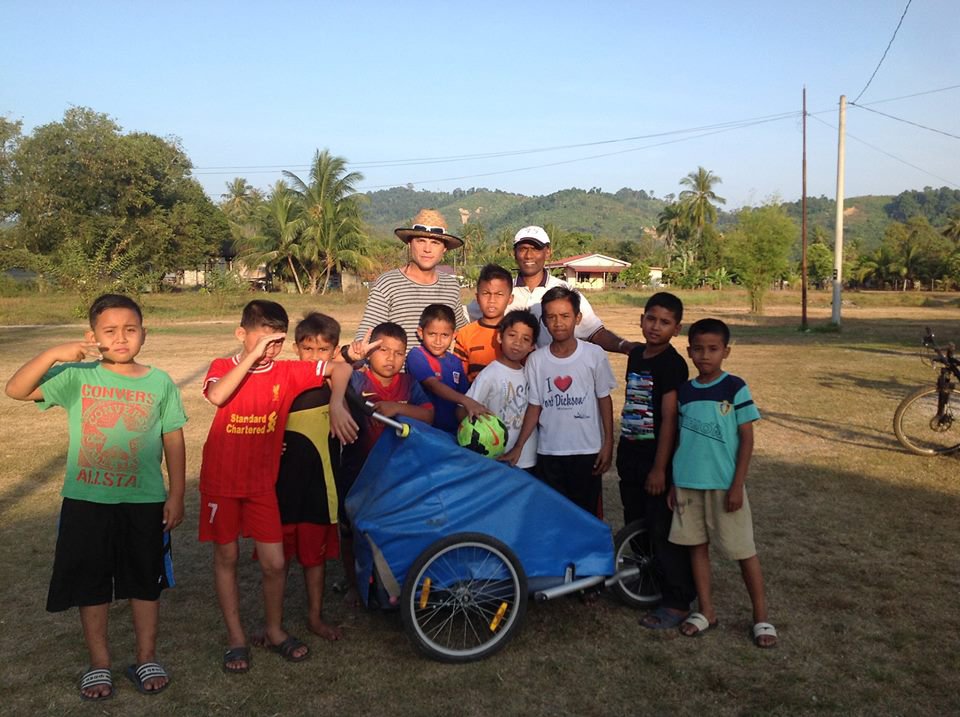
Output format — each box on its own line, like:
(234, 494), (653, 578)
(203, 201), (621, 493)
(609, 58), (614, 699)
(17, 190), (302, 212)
(893, 385), (960, 455)
(611, 520), (662, 609)
(400, 532), (527, 663)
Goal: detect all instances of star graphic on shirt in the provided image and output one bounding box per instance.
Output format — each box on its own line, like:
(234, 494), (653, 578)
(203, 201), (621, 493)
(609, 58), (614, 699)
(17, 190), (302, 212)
(98, 414), (140, 457)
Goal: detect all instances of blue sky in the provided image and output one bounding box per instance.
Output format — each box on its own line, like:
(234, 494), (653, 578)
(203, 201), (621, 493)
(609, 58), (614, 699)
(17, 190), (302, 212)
(3, 1), (957, 208)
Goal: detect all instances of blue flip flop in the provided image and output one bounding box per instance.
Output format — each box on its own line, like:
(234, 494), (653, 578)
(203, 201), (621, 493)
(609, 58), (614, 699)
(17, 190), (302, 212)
(640, 606), (689, 630)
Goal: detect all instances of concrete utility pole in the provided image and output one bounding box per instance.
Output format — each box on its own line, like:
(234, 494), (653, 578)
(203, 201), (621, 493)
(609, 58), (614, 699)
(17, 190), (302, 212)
(831, 95), (847, 326)
(801, 86), (808, 331)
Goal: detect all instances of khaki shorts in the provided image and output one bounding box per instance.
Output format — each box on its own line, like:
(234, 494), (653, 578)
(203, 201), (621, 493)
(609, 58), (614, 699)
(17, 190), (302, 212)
(669, 487), (756, 560)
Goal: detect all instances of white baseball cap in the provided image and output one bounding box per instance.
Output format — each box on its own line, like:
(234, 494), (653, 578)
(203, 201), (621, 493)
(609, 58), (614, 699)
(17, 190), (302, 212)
(513, 226), (551, 248)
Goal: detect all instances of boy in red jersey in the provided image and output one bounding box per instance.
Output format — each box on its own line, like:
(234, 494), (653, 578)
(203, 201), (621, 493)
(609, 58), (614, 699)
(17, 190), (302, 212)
(199, 301), (356, 673)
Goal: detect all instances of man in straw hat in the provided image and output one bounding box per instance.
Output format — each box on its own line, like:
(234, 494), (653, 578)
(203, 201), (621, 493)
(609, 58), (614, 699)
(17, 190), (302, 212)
(346, 209), (468, 360)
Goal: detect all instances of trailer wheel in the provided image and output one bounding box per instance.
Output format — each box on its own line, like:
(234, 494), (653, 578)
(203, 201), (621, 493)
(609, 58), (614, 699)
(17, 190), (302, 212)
(401, 532), (527, 663)
(611, 520), (662, 609)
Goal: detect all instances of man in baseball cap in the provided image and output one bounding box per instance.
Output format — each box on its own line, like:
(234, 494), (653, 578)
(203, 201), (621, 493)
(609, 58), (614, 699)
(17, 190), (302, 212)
(470, 225), (634, 353)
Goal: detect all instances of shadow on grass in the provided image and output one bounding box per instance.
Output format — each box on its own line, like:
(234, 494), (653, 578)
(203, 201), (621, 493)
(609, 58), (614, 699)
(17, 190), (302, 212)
(2, 453), (959, 716)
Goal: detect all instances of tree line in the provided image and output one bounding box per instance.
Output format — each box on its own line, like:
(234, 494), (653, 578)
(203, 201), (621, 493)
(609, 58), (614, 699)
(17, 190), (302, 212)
(2, 108), (958, 312)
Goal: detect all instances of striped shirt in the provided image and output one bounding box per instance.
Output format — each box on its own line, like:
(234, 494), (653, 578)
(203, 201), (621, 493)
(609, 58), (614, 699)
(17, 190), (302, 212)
(355, 268), (468, 351)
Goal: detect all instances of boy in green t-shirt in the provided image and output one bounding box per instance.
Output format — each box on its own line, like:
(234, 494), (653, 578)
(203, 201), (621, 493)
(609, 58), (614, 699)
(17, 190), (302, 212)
(5, 294), (187, 701)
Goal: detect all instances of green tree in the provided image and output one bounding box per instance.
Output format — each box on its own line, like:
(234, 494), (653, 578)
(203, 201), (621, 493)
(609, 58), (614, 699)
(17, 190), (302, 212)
(241, 181), (306, 293)
(806, 242), (834, 288)
(284, 149), (371, 294)
(221, 177), (257, 221)
(6, 107), (226, 289)
(678, 166), (725, 243)
(725, 205), (797, 313)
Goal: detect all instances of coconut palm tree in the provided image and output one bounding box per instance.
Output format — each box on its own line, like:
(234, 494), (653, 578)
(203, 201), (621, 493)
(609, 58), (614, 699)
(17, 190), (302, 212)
(284, 150), (371, 293)
(942, 215), (960, 244)
(678, 166), (725, 241)
(220, 177), (257, 221)
(240, 181), (306, 293)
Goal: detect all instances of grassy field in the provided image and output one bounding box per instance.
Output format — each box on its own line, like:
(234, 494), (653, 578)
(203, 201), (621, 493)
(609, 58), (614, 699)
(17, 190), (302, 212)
(1, 291), (959, 715)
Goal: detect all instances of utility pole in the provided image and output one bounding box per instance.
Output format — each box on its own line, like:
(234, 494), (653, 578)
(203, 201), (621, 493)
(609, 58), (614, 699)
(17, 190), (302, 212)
(801, 86), (808, 331)
(831, 95), (847, 327)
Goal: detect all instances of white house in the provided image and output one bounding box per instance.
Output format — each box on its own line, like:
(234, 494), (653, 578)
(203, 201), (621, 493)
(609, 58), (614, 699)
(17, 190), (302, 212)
(546, 253), (631, 290)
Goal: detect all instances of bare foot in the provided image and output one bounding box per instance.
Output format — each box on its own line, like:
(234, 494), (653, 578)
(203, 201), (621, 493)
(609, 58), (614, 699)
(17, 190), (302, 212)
(343, 587), (361, 608)
(308, 617), (343, 641)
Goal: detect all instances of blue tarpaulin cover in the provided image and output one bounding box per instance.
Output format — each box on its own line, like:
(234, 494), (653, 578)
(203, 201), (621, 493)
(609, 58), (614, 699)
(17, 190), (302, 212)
(345, 418), (615, 605)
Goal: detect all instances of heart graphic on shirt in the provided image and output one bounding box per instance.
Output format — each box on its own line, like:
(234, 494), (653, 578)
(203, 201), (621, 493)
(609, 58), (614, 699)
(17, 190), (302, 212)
(554, 375), (573, 392)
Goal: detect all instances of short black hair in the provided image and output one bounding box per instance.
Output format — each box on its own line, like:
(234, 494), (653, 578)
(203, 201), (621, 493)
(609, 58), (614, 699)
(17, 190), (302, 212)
(370, 321), (407, 346)
(419, 303), (456, 329)
(88, 294), (143, 328)
(499, 309), (540, 343)
(688, 318), (731, 346)
(295, 312), (341, 345)
(241, 300), (289, 331)
(477, 263), (513, 287)
(645, 291), (684, 322)
(540, 286), (581, 321)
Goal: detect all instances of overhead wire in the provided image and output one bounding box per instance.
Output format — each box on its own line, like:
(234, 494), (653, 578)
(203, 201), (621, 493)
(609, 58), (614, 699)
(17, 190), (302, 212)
(849, 103), (960, 140)
(192, 110), (800, 175)
(809, 113), (958, 189)
(353, 114), (800, 190)
(852, 0), (913, 103)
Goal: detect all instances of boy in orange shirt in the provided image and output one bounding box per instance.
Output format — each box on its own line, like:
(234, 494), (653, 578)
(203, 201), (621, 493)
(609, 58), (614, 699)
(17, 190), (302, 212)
(455, 263), (513, 381)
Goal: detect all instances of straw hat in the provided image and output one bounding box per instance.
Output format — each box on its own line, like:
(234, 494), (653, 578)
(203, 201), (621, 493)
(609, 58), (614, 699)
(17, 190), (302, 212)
(394, 209), (463, 249)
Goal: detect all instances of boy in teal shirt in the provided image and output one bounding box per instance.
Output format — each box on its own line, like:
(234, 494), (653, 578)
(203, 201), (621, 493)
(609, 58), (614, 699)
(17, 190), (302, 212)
(668, 318), (777, 648)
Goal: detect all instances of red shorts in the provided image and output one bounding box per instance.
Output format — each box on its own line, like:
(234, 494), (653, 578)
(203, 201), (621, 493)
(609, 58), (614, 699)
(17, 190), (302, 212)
(198, 492), (282, 544)
(253, 523), (340, 567)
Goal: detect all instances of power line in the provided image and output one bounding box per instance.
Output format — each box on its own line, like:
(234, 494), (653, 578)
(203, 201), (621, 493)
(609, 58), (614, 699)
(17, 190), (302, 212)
(810, 113), (958, 188)
(355, 115), (798, 190)
(192, 111), (800, 175)
(852, 0), (913, 104)
(858, 83), (960, 106)
(849, 103), (960, 140)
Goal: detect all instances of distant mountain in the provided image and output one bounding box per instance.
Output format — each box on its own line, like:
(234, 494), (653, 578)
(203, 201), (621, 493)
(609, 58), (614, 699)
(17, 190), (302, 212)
(362, 185), (960, 252)
(361, 186), (665, 242)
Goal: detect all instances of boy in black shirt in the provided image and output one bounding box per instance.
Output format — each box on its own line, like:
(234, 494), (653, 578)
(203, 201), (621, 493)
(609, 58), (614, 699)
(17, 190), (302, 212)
(616, 292), (696, 629)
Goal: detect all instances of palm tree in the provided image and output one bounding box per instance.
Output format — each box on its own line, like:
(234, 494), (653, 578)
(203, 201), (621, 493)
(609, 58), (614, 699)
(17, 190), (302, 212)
(678, 166), (725, 243)
(285, 150), (371, 294)
(240, 181), (306, 294)
(220, 177), (256, 221)
(942, 215), (960, 244)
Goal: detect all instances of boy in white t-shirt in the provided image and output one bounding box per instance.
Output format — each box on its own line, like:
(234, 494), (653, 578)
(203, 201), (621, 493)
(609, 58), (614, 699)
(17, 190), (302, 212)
(506, 287), (617, 516)
(465, 309), (540, 472)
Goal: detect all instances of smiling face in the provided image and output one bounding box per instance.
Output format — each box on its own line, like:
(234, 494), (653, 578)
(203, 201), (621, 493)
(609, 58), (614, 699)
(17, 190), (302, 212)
(295, 335), (337, 362)
(87, 307), (145, 365)
(408, 236), (447, 272)
(687, 331), (730, 383)
(513, 241), (551, 281)
(541, 296), (581, 344)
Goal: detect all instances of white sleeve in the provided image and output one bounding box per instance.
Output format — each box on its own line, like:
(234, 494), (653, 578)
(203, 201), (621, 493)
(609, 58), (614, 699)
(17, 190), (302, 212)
(575, 292), (604, 340)
(524, 351), (544, 406)
(593, 348), (617, 398)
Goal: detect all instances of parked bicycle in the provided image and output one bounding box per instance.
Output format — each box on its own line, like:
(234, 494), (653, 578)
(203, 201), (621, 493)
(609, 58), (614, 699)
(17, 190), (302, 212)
(893, 328), (960, 455)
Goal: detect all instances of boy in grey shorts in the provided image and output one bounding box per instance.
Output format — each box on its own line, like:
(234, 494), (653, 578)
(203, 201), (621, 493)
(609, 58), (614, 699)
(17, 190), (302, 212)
(667, 318), (777, 648)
